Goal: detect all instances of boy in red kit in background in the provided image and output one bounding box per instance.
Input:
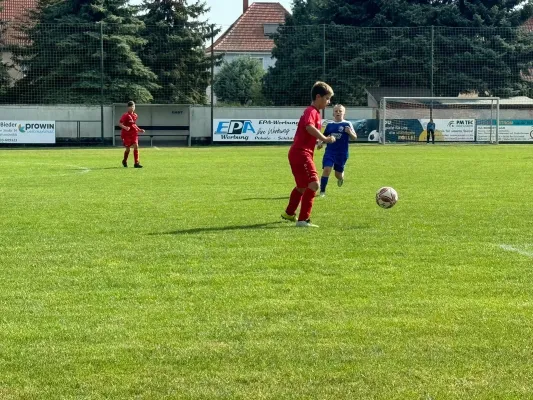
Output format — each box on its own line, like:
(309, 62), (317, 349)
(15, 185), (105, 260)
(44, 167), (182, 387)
(281, 81), (336, 228)
(119, 101), (145, 168)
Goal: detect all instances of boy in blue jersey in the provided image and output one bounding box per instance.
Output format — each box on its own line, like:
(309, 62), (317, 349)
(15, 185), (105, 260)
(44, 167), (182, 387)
(317, 104), (357, 197)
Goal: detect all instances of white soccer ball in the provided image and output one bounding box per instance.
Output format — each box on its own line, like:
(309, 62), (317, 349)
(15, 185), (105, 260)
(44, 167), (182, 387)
(376, 187), (398, 209)
(367, 130), (379, 142)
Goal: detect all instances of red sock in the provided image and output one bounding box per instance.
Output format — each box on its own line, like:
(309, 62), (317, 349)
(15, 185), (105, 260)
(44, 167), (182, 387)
(123, 150), (130, 161)
(298, 188), (316, 221)
(285, 188), (303, 216)
(134, 149), (139, 164)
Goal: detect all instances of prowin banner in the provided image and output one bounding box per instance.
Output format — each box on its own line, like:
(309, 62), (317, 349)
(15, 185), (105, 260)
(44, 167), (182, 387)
(0, 121), (56, 144)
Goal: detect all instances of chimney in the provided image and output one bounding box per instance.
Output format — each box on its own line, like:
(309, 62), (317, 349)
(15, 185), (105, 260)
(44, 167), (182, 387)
(243, 0), (249, 14)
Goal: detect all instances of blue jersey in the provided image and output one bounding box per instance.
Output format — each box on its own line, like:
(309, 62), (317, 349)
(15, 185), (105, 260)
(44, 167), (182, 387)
(323, 120), (353, 155)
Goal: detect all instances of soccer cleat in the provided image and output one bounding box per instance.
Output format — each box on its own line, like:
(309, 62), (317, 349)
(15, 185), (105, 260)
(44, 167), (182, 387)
(134, 163), (143, 168)
(122, 160), (127, 168)
(337, 178), (344, 187)
(281, 212), (297, 222)
(319, 192), (326, 197)
(295, 220), (319, 228)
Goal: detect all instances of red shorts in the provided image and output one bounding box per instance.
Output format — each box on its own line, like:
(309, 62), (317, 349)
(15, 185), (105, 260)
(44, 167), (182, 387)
(121, 133), (138, 147)
(288, 149), (318, 188)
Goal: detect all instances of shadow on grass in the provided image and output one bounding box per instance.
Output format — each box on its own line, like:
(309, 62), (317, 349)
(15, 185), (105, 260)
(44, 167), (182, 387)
(67, 167), (123, 171)
(151, 221), (287, 235)
(240, 196), (289, 201)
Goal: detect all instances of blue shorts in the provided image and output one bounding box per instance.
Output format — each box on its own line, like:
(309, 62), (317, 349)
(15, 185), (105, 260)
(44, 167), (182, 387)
(322, 152), (348, 173)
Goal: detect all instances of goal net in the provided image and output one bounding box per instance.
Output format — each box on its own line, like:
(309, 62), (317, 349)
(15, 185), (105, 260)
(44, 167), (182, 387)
(379, 97), (500, 144)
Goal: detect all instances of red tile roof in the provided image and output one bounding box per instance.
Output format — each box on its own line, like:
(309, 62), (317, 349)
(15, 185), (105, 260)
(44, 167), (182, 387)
(525, 17), (533, 32)
(0, 0), (36, 21)
(207, 2), (289, 53)
(1, 0), (37, 43)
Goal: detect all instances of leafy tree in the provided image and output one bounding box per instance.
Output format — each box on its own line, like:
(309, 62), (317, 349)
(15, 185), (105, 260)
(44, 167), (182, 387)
(139, 0), (219, 104)
(263, 0), (326, 106)
(9, 0), (159, 104)
(264, 0), (533, 105)
(214, 57), (267, 105)
(0, 0), (11, 99)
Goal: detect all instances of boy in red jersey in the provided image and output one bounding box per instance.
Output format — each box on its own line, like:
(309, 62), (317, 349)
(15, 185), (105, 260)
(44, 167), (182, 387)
(118, 101), (145, 168)
(281, 81), (336, 228)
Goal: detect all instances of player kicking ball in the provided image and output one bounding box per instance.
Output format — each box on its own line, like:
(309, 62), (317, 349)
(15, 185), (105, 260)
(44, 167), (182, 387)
(281, 81), (336, 228)
(317, 104), (357, 197)
(118, 101), (145, 168)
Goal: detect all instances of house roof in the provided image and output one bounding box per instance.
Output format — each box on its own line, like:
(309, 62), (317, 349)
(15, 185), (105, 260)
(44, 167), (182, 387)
(0, 0), (36, 21)
(207, 2), (289, 53)
(0, 0), (37, 43)
(525, 17), (533, 31)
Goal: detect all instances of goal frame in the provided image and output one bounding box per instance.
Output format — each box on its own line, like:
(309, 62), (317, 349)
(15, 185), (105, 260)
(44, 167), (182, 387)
(378, 97), (500, 145)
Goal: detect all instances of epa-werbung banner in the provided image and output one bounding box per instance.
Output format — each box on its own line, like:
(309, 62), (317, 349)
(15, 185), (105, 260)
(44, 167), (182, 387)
(0, 121), (56, 144)
(213, 119), (298, 142)
(477, 120), (533, 142)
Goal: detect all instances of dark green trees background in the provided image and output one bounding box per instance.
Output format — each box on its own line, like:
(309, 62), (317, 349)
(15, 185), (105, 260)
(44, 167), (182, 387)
(2, 0), (217, 104)
(264, 0), (533, 105)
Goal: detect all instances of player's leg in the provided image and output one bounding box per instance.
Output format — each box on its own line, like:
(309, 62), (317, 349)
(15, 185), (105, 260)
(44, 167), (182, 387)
(320, 167), (332, 196)
(320, 153), (334, 196)
(283, 155), (305, 222)
(296, 156), (319, 227)
(283, 186), (305, 222)
(426, 130), (430, 143)
(334, 154), (346, 187)
(335, 169), (344, 186)
(431, 130), (435, 144)
(123, 144), (131, 167)
(133, 141), (142, 168)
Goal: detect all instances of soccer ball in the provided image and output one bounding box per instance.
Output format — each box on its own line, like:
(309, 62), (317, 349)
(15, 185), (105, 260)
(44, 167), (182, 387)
(367, 130), (379, 142)
(376, 187), (398, 209)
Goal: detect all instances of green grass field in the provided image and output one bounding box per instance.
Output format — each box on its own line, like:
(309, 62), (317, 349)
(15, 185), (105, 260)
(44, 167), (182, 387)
(1, 144), (532, 399)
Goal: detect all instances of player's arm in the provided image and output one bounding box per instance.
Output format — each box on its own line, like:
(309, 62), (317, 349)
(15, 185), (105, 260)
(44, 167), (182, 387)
(132, 124), (145, 134)
(345, 124), (357, 140)
(317, 130), (331, 149)
(306, 125), (335, 143)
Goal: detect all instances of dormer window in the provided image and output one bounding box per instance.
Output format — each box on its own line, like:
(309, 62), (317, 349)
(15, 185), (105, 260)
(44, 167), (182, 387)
(263, 23), (279, 37)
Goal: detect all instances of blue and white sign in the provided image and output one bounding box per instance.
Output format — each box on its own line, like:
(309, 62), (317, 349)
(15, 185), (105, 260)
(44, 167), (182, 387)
(477, 120), (533, 142)
(0, 121), (56, 144)
(213, 119), (298, 142)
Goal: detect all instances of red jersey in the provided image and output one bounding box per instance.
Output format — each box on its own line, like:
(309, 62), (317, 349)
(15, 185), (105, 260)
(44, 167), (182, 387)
(290, 105), (321, 155)
(120, 112), (140, 136)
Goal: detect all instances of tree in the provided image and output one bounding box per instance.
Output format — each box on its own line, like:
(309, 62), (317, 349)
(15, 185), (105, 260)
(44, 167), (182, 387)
(263, 0), (327, 106)
(428, 1), (533, 97)
(9, 0), (159, 104)
(264, 0), (533, 105)
(0, 0), (11, 99)
(213, 57), (267, 105)
(139, 0), (219, 104)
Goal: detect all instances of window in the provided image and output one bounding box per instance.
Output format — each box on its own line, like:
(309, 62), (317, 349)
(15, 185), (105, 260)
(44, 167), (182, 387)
(263, 24), (279, 37)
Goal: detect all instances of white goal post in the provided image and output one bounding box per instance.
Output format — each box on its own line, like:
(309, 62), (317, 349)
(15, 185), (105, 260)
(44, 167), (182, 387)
(379, 97), (500, 144)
